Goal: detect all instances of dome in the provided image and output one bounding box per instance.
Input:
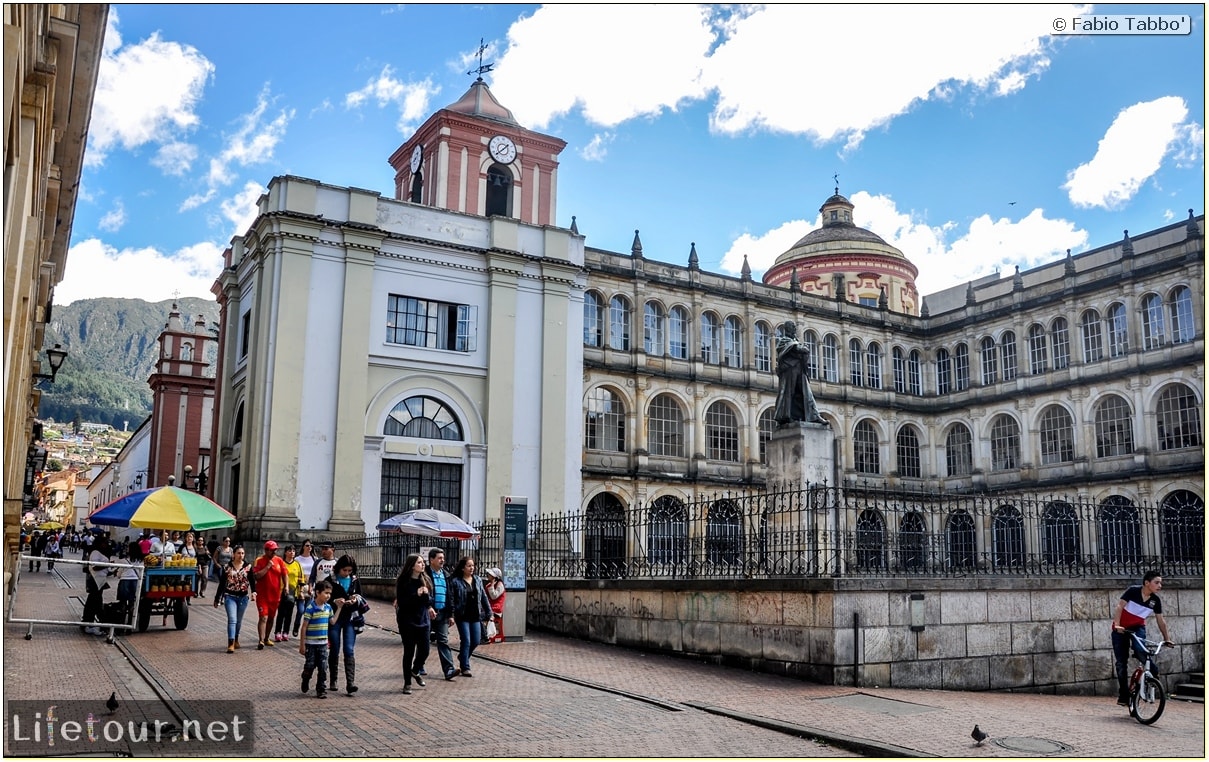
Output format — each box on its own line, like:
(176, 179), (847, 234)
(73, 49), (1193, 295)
(444, 78), (519, 126)
(772, 189), (906, 267)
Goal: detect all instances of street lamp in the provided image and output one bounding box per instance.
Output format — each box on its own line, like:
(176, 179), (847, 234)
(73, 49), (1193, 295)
(181, 464), (208, 495)
(32, 344), (68, 382)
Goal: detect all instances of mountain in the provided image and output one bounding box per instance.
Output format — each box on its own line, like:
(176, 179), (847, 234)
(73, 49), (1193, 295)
(39, 297), (220, 430)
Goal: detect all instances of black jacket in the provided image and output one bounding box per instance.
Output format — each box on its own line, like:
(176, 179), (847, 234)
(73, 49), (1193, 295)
(449, 575), (492, 623)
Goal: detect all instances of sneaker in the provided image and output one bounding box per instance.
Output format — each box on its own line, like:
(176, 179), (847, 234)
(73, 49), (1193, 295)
(402, 687), (412, 695)
(461, 670), (473, 677)
(417, 668), (427, 676)
(302, 676), (310, 694)
(1117, 696), (1129, 706)
(317, 692), (327, 699)
(84, 627), (102, 636)
(444, 671), (457, 681)
(412, 674), (426, 687)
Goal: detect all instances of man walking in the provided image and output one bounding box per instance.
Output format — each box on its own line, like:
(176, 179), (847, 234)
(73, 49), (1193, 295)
(253, 540), (289, 649)
(1110, 570), (1173, 705)
(420, 548), (457, 680)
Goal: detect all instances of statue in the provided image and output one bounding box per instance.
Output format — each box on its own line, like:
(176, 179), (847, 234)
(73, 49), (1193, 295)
(773, 321), (826, 425)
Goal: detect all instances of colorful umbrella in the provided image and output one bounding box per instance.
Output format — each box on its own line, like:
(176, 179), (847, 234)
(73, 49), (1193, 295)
(88, 486), (236, 532)
(376, 508), (479, 539)
(37, 520), (65, 530)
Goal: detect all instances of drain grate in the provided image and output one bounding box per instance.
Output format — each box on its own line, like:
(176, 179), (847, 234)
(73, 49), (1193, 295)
(993, 736), (1072, 755)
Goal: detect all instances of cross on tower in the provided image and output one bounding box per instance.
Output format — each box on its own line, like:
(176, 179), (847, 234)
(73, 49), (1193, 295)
(833, 173), (840, 195)
(468, 38), (494, 80)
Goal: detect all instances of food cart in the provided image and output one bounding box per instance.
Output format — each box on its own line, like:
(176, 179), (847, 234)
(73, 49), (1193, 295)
(137, 553), (199, 631)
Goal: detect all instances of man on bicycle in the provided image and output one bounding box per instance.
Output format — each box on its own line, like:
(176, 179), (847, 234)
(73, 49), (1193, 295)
(1111, 570), (1172, 705)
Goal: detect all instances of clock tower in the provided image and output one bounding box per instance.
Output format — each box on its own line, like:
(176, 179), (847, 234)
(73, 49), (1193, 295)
(388, 76), (567, 226)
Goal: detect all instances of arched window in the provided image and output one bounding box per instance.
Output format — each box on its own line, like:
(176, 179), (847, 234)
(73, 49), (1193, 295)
(585, 387), (625, 452)
(1080, 309), (1103, 363)
(907, 350), (922, 395)
(700, 313), (720, 364)
(980, 337), (997, 385)
(1028, 324), (1048, 374)
(1038, 405), (1074, 465)
(1050, 318), (1071, 370)
(754, 322), (772, 373)
(409, 169), (423, 203)
(1106, 302), (1128, 358)
(849, 338), (864, 386)
(757, 408), (777, 464)
(896, 425), (921, 478)
(232, 401), (245, 444)
(854, 420), (880, 474)
(947, 510), (977, 570)
(722, 316), (742, 368)
(992, 505), (1025, 569)
(647, 495), (687, 567)
(803, 330), (820, 379)
(385, 395), (463, 440)
(945, 424), (973, 477)
(1042, 501), (1080, 567)
(892, 347), (906, 393)
(484, 164), (512, 217)
(1001, 331), (1018, 380)
(954, 343), (970, 391)
(608, 295), (631, 351)
(990, 414), (1019, 471)
(585, 493), (626, 579)
(668, 306), (689, 359)
(855, 509), (886, 570)
(899, 512), (927, 572)
(1161, 490), (1204, 564)
(181, 341), (194, 361)
(1169, 286), (1194, 344)
(647, 394), (685, 457)
(1098, 496), (1141, 570)
(865, 342), (882, 389)
(583, 292), (603, 347)
(705, 499), (743, 568)
(1156, 383), (1202, 450)
(643, 302), (665, 356)
(705, 401), (740, 462)
(821, 334), (839, 382)
(936, 348), (952, 394)
(1141, 293), (1166, 350)
(1094, 394), (1134, 457)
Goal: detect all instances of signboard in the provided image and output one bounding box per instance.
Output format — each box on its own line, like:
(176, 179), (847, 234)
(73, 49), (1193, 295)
(502, 497), (527, 592)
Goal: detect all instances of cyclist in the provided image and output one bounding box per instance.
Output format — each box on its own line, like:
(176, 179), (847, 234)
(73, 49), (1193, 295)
(1111, 570), (1172, 706)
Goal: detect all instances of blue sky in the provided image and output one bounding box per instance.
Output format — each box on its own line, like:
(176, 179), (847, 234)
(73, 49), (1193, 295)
(57, 4), (1204, 305)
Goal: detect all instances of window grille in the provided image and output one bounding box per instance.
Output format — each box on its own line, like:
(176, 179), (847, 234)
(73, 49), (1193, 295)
(854, 420), (880, 474)
(585, 387), (625, 452)
(990, 415), (1020, 471)
(643, 302), (665, 355)
(1039, 405), (1074, 464)
(705, 402), (740, 462)
(1094, 394), (1134, 457)
(1156, 383), (1202, 450)
(945, 424), (973, 477)
(647, 394), (685, 457)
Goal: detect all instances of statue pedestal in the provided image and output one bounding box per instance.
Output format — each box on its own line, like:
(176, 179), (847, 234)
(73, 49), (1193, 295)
(767, 422), (835, 490)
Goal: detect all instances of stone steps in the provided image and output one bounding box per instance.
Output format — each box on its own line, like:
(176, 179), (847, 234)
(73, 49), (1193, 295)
(1170, 671), (1203, 703)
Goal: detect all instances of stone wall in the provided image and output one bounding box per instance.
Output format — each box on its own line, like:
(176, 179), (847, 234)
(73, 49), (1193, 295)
(525, 577), (1204, 695)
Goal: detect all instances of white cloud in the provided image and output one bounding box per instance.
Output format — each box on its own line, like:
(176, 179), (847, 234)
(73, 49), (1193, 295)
(345, 66), (437, 134)
(219, 181), (267, 239)
(206, 88), (295, 188)
(86, 12), (214, 166)
(580, 133), (614, 162)
(98, 200), (126, 232)
(151, 141), (199, 176)
(719, 191), (1086, 295)
(490, 5), (1082, 145)
(56, 238), (224, 305)
(179, 190), (216, 212)
(1064, 96), (1198, 209)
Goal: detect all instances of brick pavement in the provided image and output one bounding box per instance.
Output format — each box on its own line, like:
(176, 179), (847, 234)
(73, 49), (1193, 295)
(4, 568), (1204, 758)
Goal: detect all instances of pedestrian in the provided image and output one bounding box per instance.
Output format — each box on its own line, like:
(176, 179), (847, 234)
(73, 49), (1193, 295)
(213, 545), (256, 653)
(212, 536), (234, 581)
(273, 545), (303, 642)
(179, 531), (198, 561)
(150, 529), (175, 557)
(450, 556), (492, 677)
(307, 541), (337, 587)
(394, 553), (432, 694)
(253, 540), (289, 649)
(195, 536), (212, 598)
(419, 548), (458, 681)
(291, 539), (316, 638)
(80, 537), (112, 635)
(45, 533), (61, 572)
(1110, 570), (1174, 705)
(326, 554), (365, 694)
(483, 566), (506, 643)
(117, 540), (144, 624)
(137, 530), (152, 558)
(29, 531), (44, 572)
(298, 579), (338, 699)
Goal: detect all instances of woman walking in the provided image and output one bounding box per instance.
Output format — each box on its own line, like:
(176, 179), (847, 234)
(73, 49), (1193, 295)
(291, 540), (316, 637)
(326, 554), (365, 694)
(394, 554), (432, 694)
(213, 545), (256, 653)
(212, 536), (234, 581)
(273, 545), (303, 642)
(195, 536), (211, 598)
(449, 556), (492, 677)
(80, 537), (112, 636)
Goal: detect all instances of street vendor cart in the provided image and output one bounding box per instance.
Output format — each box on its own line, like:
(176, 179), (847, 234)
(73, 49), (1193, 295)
(137, 554), (199, 631)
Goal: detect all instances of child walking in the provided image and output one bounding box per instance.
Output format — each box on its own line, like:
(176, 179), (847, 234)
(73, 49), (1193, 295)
(299, 580), (340, 699)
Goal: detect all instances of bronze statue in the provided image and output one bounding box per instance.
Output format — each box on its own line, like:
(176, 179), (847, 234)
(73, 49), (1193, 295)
(773, 321), (826, 425)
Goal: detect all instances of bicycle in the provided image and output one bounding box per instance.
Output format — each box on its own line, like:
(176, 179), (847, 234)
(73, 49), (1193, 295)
(1127, 634), (1172, 725)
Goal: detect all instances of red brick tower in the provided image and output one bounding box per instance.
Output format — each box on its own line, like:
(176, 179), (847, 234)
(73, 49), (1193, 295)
(147, 303), (216, 493)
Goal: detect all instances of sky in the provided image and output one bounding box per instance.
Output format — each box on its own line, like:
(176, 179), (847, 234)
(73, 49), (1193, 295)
(56, 3), (1205, 306)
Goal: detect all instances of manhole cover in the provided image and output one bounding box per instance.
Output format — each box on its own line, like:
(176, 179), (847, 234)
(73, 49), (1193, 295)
(993, 736), (1072, 755)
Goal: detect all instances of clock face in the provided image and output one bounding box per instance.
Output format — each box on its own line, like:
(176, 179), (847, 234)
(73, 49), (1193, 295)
(409, 145), (423, 173)
(488, 135), (517, 164)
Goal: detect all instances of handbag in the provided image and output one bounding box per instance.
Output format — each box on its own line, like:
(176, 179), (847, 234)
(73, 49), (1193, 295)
(485, 619), (498, 640)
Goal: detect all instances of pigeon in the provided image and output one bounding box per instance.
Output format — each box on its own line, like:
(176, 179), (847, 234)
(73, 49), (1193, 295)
(106, 691), (119, 714)
(971, 724), (989, 746)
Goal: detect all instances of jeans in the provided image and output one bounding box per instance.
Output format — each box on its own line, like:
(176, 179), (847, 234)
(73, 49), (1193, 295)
(398, 623), (431, 686)
(223, 593), (250, 641)
(1112, 626), (1149, 696)
(274, 597), (295, 634)
(456, 619), (482, 672)
(302, 643), (328, 694)
(428, 614), (456, 676)
(328, 619), (357, 678)
(291, 597), (309, 635)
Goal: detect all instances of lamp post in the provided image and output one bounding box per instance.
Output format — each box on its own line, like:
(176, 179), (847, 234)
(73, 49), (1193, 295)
(32, 344), (68, 383)
(181, 464), (208, 495)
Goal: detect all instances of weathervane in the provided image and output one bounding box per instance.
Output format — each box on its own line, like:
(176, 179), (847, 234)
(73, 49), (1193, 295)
(468, 38), (494, 80)
(833, 173), (840, 195)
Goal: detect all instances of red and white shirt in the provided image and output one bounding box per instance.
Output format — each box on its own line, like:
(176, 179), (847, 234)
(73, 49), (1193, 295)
(1118, 584), (1162, 630)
